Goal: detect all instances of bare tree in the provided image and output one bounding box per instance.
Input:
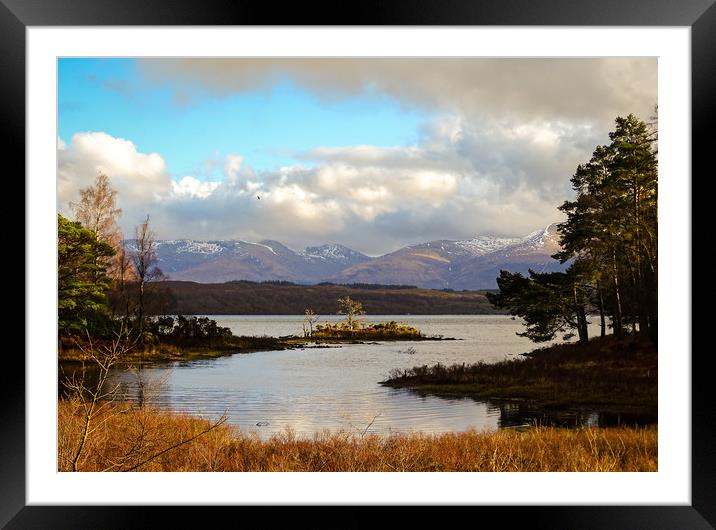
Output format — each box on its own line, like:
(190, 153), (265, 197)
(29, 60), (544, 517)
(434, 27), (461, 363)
(113, 245), (136, 324)
(71, 173), (126, 280)
(131, 215), (164, 332)
(337, 296), (365, 331)
(59, 324), (227, 472)
(61, 324), (136, 472)
(302, 308), (319, 337)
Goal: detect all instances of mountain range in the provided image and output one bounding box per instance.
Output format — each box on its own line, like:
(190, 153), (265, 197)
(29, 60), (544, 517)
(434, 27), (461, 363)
(124, 223), (567, 290)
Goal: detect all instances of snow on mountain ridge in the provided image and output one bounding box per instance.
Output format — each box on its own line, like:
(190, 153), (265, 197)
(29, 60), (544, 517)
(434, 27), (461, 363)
(254, 242), (277, 255)
(301, 244), (362, 262)
(453, 236), (523, 256)
(133, 224), (560, 261)
(176, 241), (224, 254)
(519, 224), (559, 249)
(124, 224), (563, 288)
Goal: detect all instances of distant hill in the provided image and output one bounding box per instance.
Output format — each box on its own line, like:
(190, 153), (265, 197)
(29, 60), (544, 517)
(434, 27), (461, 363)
(138, 281), (503, 316)
(125, 223), (568, 290)
(123, 239), (371, 284)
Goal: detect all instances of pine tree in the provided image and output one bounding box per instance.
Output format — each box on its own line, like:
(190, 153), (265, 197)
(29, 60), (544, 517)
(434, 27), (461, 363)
(554, 114), (657, 342)
(487, 264), (591, 344)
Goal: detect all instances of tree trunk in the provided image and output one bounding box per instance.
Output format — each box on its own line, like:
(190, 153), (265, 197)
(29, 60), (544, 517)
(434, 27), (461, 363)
(612, 251), (623, 337)
(573, 282), (589, 344)
(638, 300), (650, 337)
(596, 280), (606, 338)
(138, 281), (145, 333)
(577, 305), (589, 344)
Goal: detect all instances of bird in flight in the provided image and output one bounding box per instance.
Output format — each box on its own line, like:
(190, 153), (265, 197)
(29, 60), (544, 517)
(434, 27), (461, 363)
(257, 195), (261, 200)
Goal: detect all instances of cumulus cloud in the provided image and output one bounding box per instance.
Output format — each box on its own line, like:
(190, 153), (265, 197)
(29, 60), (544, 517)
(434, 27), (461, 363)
(57, 132), (173, 230)
(170, 176), (221, 199)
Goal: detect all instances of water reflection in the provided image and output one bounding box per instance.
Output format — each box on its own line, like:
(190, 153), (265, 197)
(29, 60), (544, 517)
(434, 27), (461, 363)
(484, 399), (656, 429)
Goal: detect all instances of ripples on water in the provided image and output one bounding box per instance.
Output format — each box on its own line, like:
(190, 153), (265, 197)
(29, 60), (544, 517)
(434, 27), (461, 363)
(68, 315), (647, 439)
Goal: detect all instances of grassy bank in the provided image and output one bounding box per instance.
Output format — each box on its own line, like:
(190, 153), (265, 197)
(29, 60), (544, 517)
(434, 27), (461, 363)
(58, 335), (289, 365)
(58, 400), (657, 472)
(381, 335), (657, 413)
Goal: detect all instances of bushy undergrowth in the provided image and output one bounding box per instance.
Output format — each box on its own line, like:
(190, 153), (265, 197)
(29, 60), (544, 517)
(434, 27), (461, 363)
(59, 316), (286, 363)
(145, 315), (234, 347)
(383, 335), (657, 409)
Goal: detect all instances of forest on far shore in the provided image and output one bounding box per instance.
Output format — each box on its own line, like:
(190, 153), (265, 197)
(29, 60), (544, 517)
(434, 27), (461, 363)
(121, 280), (502, 316)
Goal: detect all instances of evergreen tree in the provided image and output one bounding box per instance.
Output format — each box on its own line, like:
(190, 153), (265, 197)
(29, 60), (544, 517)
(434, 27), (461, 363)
(554, 113), (657, 343)
(487, 264), (591, 344)
(58, 214), (115, 335)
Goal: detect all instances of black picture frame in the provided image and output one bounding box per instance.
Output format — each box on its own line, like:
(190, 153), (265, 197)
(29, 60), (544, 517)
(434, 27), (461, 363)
(7, 1), (709, 527)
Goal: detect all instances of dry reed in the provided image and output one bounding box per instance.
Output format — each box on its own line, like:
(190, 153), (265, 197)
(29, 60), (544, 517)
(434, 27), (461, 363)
(58, 400), (657, 472)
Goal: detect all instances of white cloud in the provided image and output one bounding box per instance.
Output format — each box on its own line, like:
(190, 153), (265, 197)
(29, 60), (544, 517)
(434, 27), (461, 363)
(223, 154), (244, 184)
(58, 132), (170, 203)
(170, 176), (221, 199)
(57, 118), (584, 254)
(57, 132), (173, 231)
(160, 115), (573, 252)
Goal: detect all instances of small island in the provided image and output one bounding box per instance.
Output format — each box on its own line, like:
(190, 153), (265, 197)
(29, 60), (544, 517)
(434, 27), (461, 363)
(296, 296), (452, 342)
(311, 320), (423, 340)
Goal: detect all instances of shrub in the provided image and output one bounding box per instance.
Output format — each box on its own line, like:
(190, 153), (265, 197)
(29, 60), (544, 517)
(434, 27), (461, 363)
(145, 316), (233, 346)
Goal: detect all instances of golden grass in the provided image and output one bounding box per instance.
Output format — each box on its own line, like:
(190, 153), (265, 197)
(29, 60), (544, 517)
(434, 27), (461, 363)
(58, 400), (657, 472)
(312, 320), (424, 340)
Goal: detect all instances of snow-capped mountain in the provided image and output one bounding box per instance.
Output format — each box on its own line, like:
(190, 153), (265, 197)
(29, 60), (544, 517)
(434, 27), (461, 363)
(447, 223), (566, 289)
(124, 223), (567, 289)
(328, 224), (566, 289)
(123, 239), (372, 284)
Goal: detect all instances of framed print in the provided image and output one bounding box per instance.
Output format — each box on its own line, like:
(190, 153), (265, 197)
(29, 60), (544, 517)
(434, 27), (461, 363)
(8, 0), (712, 527)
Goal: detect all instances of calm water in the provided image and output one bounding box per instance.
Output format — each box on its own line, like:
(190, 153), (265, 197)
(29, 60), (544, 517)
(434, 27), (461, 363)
(62, 315), (652, 438)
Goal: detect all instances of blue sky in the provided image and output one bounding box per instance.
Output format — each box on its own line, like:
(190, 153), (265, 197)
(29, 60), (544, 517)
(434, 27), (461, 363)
(57, 58), (656, 253)
(59, 58), (428, 178)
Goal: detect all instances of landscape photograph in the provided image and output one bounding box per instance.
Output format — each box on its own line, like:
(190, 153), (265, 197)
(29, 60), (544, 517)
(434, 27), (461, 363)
(57, 57), (658, 472)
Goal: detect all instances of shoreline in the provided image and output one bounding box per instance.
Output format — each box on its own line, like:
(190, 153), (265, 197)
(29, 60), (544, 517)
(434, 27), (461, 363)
(58, 333), (458, 365)
(380, 335), (657, 415)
